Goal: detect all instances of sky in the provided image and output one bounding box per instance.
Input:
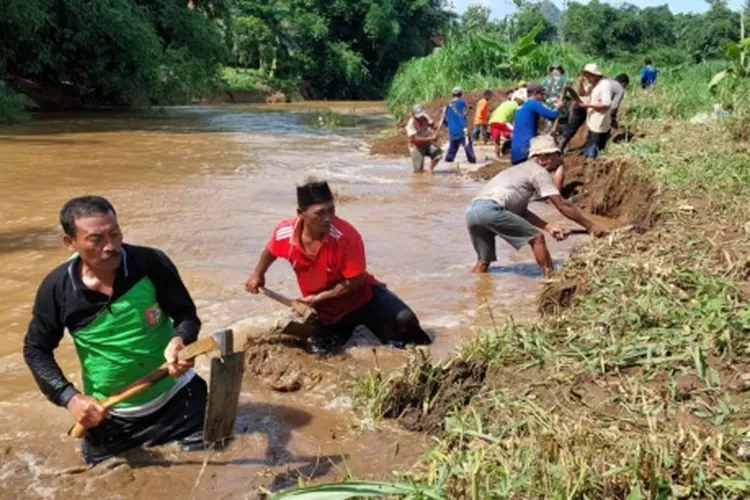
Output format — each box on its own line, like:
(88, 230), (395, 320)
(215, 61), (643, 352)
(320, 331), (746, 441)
(448, 0), (746, 20)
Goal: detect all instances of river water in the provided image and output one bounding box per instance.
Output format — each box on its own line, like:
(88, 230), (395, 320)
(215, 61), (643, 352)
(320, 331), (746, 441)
(0, 103), (588, 499)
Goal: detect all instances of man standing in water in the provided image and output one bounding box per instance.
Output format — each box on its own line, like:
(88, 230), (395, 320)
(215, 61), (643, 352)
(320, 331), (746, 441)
(465, 135), (607, 276)
(440, 87), (476, 165)
(23, 196), (206, 464)
(405, 104), (442, 174)
(245, 180), (432, 356)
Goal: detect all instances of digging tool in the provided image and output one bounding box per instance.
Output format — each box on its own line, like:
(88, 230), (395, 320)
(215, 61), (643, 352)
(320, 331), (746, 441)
(68, 329), (244, 447)
(563, 224), (636, 237)
(203, 330), (245, 447)
(260, 286), (317, 323)
(260, 286), (319, 339)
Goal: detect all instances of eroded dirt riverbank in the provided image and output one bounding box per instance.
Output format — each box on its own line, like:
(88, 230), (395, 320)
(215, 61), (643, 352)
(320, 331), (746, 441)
(0, 103), (593, 498)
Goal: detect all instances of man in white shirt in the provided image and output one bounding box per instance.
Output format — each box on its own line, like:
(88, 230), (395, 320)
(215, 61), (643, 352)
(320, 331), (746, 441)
(579, 63), (612, 158)
(464, 135), (607, 277)
(405, 104), (442, 173)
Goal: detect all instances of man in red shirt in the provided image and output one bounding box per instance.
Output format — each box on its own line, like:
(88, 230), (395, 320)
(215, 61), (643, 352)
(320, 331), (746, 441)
(245, 180), (432, 355)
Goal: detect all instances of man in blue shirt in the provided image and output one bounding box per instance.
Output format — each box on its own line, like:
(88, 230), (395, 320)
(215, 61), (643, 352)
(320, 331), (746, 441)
(441, 87), (476, 165)
(641, 58), (658, 89)
(510, 83), (561, 167)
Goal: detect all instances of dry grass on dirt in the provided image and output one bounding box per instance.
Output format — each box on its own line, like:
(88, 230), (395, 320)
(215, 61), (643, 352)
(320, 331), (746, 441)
(355, 119), (750, 498)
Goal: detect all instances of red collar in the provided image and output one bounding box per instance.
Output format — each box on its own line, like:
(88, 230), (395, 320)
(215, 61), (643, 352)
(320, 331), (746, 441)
(289, 217), (330, 255)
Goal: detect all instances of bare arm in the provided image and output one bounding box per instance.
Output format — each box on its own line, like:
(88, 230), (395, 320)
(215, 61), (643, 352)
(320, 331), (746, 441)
(245, 247), (277, 293)
(582, 102), (611, 112)
(548, 195), (599, 232)
(522, 209), (551, 230)
(305, 274), (367, 305)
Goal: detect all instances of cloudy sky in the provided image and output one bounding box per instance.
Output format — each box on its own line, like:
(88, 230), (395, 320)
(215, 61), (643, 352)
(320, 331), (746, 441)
(448, 0), (746, 19)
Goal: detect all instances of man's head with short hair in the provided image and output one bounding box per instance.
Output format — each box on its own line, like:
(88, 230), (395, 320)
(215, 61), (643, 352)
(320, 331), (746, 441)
(483, 89), (493, 99)
(296, 180), (335, 236)
(549, 62), (565, 75)
(60, 196), (116, 237)
(644, 57), (653, 66)
(614, 73), (630, 88)
(60, 196), (122, 272)
(527, 83), (546, 101)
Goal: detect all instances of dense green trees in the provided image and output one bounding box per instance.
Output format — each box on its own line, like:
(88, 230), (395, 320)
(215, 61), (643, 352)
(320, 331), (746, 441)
(224, 0), (452, 99)
(0, 0), (746, 122)
(0, 0), (227, 108)
(0, 0), (452, 115)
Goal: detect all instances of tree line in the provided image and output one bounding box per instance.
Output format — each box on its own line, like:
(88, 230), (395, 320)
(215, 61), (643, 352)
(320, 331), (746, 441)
(0, 0), (746, 115)
(466, 0), (743, 67)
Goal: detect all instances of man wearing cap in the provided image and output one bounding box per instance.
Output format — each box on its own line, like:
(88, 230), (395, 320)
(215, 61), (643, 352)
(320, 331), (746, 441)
(440, 87), (476, 165)
(560, 71), (628, 152)
(579, 63), (613, 158)
(245, 180), (432, 355)
(489, 89), (525, 158)
(464, 135), (607, 277)
(405, 104), (442, 173)
(510, 83), (562, 166)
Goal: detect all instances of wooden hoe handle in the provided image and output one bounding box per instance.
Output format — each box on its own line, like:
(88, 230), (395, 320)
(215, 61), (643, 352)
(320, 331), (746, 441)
(68, 335), (219, 439)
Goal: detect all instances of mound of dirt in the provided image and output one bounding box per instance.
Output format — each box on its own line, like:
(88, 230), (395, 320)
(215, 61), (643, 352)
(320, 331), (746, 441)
(370, 131), (410, 157)
(563, 157), (658, 224)
(370, 88), (513, 158)
(381, 358), (488, 434)
(243, 328), (325, 393)
(538, 157), (658, 316)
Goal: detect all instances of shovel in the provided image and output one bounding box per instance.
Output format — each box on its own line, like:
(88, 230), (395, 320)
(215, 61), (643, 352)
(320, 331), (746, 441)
(68, 328), (245, 448)
(260, 286), (319, 339)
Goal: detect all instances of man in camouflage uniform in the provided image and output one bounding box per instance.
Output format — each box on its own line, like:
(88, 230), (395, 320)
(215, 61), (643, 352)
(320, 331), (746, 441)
(540, 63), (569, 134)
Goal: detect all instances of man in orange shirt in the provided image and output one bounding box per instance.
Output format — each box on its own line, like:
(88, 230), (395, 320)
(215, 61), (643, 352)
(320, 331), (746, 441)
(245, 180), (432, 356)
(471, 89), (493, 144)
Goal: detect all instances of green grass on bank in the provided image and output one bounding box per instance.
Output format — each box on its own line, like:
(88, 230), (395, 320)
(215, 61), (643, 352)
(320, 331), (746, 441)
(386, 34), (729, 122)
(219, 67), (300, 100)
(345, 83), (750, 498)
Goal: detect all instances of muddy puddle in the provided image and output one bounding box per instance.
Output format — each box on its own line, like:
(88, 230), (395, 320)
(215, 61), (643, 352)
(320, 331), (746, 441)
(0, 103), (595, 498)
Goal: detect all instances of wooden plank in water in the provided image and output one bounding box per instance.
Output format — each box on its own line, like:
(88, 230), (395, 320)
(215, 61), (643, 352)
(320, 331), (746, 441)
(204, 351), (245, 447)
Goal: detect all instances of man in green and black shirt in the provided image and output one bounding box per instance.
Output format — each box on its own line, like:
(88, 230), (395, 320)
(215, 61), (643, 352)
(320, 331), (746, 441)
(23, 196), (206, 464)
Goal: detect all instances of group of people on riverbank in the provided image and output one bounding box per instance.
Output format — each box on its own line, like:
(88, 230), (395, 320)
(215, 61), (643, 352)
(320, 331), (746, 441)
(406, 60), (657, 277)
(407, 59), (657, 173)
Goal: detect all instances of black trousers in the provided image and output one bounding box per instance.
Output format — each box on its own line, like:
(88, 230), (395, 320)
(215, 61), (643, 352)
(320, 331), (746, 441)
(559, 104), (587, 152)
(318, 284), (432, 348)
(81, 375), (207, 464)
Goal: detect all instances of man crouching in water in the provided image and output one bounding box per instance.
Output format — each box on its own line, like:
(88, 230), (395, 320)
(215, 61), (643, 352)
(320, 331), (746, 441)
(465, 135), (608, 277)
(23, 196), (206, 464)
(245, 180), (432, 356)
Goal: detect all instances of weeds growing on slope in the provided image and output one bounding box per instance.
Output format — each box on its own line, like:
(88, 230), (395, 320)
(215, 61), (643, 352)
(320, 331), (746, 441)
(351, 102), (750, 497)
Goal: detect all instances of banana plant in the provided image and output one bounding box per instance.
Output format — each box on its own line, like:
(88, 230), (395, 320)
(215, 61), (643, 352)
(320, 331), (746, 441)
(708, 38), (750, 90)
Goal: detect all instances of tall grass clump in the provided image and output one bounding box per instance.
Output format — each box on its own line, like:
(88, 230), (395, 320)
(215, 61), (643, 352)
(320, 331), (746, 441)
(386, 28), (589, 117)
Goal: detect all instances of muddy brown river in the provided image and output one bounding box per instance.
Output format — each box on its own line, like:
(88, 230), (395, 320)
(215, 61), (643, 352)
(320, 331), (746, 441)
(0, 102), (589, 499)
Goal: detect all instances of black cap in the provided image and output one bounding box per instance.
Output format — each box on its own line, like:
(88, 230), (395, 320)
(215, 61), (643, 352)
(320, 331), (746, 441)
(297, 181), (333, 209)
